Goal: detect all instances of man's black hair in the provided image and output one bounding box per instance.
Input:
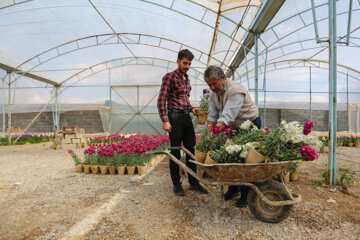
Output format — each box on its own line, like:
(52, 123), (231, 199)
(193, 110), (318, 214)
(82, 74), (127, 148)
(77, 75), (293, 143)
(178, 49), (194, 61)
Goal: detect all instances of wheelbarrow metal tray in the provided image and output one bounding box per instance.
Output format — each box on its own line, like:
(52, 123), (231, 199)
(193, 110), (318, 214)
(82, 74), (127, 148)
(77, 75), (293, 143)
(190, 160), (302, 182)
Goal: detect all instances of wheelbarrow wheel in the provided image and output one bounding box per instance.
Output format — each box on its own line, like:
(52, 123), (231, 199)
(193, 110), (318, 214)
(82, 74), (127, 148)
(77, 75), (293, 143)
(247, 180), (293, 223)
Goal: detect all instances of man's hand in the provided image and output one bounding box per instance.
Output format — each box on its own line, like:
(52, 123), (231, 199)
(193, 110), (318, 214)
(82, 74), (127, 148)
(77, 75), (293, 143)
(216, 122), (226, 131)
(162, 121), (172, 132)
(192, 108), (199, 116)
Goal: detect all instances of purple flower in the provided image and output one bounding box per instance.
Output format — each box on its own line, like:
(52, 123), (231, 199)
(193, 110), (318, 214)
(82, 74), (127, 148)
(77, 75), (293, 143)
(303, 121), (314, 135)
(203, 89), (208, 94)
(224, 127), (231, 136)
(68, 149), (73, 154)
(212, 126), (221, 135)
(300, 146), (318, 161)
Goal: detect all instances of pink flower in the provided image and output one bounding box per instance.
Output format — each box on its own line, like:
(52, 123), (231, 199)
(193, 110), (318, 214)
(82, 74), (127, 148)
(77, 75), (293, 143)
(203, 89), (208, 94)
(224, 127), (231, 136)
(303, 121), (314, 135)
(68, 149), (73, 153)
(264, 127), (270, 135)
(212, 125), (221, 135)
(300, 146), (318, 161)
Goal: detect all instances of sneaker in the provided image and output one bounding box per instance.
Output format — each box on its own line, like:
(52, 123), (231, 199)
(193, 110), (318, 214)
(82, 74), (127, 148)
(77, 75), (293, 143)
(173, 185), (185, 196)
(189, 184), (208, 194)
(236, 196), (248, 208)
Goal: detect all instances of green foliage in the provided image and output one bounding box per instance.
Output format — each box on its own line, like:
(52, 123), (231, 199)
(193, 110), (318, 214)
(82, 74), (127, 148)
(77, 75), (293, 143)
(210, 146), (244, 163)
(287, 162), (301, 172)
(320, 169), (329, 187)
(195, 129), (227, 153)
(319, 165), (357, 188)
(338, 168), (356, 187)
(70, 152), (82, 165)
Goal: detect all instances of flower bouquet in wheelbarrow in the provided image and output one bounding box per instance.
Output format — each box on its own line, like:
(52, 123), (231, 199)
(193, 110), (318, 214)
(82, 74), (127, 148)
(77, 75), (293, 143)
(191, 120), (321, 223)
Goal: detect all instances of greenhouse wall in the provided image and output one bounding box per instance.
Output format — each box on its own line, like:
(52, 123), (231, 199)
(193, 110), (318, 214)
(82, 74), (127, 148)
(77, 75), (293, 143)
(0, 108), (350, 135)
(0, 110), (103, 134)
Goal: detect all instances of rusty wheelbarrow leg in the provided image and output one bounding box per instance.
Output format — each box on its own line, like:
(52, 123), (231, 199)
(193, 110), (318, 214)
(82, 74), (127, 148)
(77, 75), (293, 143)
(209, 185), (223, 223)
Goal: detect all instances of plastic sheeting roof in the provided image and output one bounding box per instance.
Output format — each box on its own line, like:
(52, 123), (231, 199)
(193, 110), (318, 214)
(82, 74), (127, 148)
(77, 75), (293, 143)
(0, 0), (359, 106)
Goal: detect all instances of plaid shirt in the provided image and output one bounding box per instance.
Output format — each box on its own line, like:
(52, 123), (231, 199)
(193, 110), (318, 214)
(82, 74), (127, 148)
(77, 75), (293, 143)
(157, 69), (193, 122)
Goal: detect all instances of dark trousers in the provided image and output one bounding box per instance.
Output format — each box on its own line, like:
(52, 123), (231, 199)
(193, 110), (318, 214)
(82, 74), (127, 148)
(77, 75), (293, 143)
(168, 109), (199, 186)
(228, 116), (262, 197)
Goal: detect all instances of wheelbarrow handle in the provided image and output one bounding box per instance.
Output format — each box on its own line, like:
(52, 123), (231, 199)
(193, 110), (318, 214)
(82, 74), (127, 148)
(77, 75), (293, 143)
(168, 146), (182, 151)
(144, 150), (167, 155)
(167, 146), (196, 160)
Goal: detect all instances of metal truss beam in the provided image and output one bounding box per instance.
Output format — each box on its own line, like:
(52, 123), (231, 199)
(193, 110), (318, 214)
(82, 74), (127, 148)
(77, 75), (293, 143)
(0, 62), (59, 86)
(226, 0), (285, 77)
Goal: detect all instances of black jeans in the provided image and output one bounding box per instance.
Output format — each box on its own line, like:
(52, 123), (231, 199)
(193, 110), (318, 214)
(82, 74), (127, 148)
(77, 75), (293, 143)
(228, 116), (262, 197)
(168, 109), (199, 186)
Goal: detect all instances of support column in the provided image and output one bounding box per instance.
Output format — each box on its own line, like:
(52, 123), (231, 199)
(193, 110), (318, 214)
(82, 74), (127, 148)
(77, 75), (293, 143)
(7, 73), (11, 145)
(108, 69), (112, 134)
(2, 79), (5, 136)
(328, 0), (337, 185)
(137, 85), (140, 135)
(254, 34), (259, 106)
(54, 86), (60, 131)
(310, 67), (312, 121)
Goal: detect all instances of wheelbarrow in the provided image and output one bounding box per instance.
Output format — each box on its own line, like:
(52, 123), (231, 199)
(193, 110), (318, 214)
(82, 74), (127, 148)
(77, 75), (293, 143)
(146, 146), (302, 223)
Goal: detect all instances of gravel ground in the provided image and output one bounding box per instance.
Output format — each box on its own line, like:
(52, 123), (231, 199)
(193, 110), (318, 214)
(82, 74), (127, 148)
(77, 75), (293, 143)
(0, 143), (359, 240)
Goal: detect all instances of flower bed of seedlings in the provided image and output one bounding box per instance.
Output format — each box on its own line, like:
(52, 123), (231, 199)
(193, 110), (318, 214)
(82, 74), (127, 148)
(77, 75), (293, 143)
(312, 132), (360, 148)
(0, 133), (53, 146)
(69, 134), (170, 175)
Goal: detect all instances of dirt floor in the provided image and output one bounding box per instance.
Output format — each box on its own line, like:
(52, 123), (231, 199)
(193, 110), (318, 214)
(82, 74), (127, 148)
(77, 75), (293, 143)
(0, 143), (359, 240)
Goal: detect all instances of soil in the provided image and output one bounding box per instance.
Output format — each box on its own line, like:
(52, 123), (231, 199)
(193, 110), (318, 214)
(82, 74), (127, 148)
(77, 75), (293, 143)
(0, 143), (359, 240)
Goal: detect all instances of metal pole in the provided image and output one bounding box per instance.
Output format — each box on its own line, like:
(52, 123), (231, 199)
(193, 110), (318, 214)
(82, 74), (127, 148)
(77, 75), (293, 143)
(54, 86), (59, 131)
(263, 47), (268, 128)
(8, 74), (11, 145)
(310, 67), (312, 121)
(254, 34), (259, 106)
(346, 0), (353, 45)
(328, 0), (337, 185)
(2, 79), (5, 136)
(346, 73), (349, 119)
(137, 85), (139, 135)
(109, 69), (112, 134)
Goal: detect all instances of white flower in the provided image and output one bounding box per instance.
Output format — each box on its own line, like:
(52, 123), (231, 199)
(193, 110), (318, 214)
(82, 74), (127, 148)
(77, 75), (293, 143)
(225, 145), (242, 154)
(304, 135), (322, 149)
(281, 121), (303, 142)
(240, 120), (253, 130)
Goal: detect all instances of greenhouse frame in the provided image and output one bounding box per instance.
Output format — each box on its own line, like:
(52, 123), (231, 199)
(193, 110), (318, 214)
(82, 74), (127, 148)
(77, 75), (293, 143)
(1, 0), (359, 185)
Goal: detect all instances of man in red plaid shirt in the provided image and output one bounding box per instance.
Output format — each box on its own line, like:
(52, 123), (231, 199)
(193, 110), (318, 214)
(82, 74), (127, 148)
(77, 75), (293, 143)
(157, 49), (208, 196)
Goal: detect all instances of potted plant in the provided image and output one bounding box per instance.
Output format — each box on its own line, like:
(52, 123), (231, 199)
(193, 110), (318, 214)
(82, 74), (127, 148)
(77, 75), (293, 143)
(99, 157), (109, 175)
(194, 131), (211, 163)
(355, 135), (360, 148)
(68, 149), (83, 172)
(198, 89), (209, 124)
(125, 154), (136, 175)
(135, 155), (146, 176)
(116, 153), (126, 175)
(109, 157), (117, 175)
(90, 154), (99, 174)
(288, 163), (301, 181)
(347, 136), (354, 147)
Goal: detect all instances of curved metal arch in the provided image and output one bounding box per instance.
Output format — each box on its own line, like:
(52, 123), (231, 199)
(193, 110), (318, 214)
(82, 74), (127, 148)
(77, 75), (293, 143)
(236, 58), (360, 82)
(60, 56), (207, 87)
(261, 5), (360, 50)
(140, 0), (255, 34)
(238, 36), (360, 69)
(7, 32), (254, 85)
